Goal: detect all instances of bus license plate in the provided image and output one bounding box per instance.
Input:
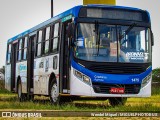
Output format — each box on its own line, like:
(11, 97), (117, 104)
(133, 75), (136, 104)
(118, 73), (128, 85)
(110, 88), (125, 94)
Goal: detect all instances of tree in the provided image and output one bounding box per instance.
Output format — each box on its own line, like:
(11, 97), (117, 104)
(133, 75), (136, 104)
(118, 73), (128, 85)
(152, 68), (160, 82)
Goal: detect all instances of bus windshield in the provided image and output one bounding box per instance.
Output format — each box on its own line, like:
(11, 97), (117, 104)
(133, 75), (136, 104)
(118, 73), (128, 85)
(74, 23), (152, 63)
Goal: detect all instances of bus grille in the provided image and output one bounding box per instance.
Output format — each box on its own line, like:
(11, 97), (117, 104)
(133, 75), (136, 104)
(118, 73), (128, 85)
(92, 82), (141, 94)
(74, 58), (151, 74)
(88, 64), (147, 74)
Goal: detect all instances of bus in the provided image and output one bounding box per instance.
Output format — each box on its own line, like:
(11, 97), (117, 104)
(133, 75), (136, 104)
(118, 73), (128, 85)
(5, 5), (154, 106)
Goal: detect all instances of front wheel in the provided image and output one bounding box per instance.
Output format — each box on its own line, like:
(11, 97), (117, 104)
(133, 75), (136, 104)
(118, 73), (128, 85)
(49, 81), (59, 104)
(108, 97), (127, 106)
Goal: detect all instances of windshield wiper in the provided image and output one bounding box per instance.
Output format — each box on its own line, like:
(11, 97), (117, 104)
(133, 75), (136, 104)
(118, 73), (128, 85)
(119, 23), (137, 41)
(95, 21), (100, 55)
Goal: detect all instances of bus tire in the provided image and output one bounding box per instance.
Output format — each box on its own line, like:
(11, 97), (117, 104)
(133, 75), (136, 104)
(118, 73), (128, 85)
(17, 80), (27, 102)
(49, 80), (59, 104)
(108, 97), (127, 106)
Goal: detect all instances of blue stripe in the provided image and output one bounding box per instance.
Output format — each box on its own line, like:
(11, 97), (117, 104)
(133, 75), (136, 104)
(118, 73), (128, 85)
(72, 60), (152, 84)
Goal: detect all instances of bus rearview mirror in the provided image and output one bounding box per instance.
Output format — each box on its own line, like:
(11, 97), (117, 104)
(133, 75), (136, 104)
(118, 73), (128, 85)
(151, 31), (154, 46)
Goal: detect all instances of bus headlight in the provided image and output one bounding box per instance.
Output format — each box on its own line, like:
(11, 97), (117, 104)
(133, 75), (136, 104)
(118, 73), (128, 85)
(74, 69), (91, 85)
(74, 70), (83, 79)
(83, 75), (91, 85)
(141, 73), (152, 88)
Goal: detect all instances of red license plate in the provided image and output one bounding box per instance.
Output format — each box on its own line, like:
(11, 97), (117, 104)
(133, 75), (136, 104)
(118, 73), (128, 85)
(110, 87), (125, 94)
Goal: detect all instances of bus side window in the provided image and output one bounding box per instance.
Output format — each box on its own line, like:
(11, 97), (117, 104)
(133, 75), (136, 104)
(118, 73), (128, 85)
(23, 37), (28, 60)
(17, 39), (23, 61)
(51, 22), (59, 53)
(44, 26), (50, 54)
(7, 44), (11, 64)
(36, 30), (43, 56)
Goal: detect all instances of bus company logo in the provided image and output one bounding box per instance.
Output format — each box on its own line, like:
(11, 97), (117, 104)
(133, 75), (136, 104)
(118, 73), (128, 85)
(19, 64), (27, 71)
(126, 52), (148, 60)
(94, 75), (107, 81)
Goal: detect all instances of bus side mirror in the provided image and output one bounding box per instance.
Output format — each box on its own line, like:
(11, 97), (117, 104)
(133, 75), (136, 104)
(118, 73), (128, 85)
(151, 31), (154, 46)
(67, 23), (74, 38)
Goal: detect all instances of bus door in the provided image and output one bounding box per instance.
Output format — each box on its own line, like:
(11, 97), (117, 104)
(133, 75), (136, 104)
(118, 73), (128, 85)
(27, 34), (36, 95)
(11, 42), (18, 91)
(60, 20), (72, 94)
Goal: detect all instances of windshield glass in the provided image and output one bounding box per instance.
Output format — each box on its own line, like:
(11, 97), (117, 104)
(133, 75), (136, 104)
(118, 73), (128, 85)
(74, 23), (151, 63)
(118, 26), (151, 63)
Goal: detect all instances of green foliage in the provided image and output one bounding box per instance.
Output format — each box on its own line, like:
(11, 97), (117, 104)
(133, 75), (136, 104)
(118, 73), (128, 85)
(152, 86), (160, 95)
(0, 70), (160, 112)
(0, 80), (13, 94)
(152, 68), (160, 82)
(0, 86), (160, 112)
(0, 80), (4, 89)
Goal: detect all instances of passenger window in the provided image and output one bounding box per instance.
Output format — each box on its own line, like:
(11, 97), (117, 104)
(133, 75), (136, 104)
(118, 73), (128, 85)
(24, 37), (28, 48)
(45, 40), (49, 54)
(53, 38), (58, 50)
(44, 26), (50, 54)
(18, 39), (23, 61)
(18, 50), (22, 61)
(38, 30), (43, 42)
(36, 30), (43, 56)
(51, 23), (59, 52)
(54, 23), (59, 37)
(19, 39), (22, 49)
(45, 27), (50, 40)
(23, 37), (28, 60)
(53, 56), (58, 69)
(7, 44), (11, 64)
(23, 49), (27, 60)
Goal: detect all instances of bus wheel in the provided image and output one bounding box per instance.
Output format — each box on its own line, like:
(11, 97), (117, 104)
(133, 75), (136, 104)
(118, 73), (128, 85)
(49, 81), (59, 104)
(17, 81), (27, 102)
(108, 97), (127, 106)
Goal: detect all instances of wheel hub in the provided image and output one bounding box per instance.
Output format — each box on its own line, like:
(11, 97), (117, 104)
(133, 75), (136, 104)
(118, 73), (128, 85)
(51, 84), (58, 102)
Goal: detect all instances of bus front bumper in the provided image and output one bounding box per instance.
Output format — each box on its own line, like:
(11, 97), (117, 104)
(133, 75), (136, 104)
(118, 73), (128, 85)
(70, 68), (151, 98)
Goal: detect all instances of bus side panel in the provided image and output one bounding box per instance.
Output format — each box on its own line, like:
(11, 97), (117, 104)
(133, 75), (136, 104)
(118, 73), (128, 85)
(5, 64), (11, 91)
(46, 54), (59, 95)
(34, 54), (59, 95)
(16, 61), (27, 93)
(34, 57), (45, 95)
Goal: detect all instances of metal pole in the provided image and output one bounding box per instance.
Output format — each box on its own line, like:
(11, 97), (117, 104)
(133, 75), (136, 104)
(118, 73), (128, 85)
(51, 0), (53, 18)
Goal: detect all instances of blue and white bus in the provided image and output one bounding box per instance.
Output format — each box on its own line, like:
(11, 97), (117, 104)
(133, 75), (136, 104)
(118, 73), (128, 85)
(5, 5), (154, 106)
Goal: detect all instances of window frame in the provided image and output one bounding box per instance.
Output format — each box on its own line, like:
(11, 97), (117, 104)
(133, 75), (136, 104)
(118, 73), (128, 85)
(34, 21), (61, 58)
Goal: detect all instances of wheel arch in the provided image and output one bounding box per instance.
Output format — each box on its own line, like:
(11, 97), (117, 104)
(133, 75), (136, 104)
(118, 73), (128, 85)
(48, 72), (57, 94)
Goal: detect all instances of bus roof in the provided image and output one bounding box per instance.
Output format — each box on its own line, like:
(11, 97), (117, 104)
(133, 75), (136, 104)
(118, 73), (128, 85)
(8, 5), (147, 43)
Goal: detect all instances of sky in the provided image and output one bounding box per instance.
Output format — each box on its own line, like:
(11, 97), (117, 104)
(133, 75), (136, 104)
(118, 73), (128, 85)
(0, 0), (159, 69)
